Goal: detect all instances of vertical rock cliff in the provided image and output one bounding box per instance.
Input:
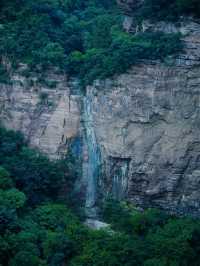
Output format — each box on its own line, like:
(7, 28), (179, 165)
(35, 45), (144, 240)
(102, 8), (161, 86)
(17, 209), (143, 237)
(0, 68), (81, 159)
(84, 19), (200, 216)
(1, 15), (200, 216)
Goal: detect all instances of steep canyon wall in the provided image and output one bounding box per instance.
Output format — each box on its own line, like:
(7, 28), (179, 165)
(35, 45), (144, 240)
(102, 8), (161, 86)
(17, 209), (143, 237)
(1, 18), (200, 216)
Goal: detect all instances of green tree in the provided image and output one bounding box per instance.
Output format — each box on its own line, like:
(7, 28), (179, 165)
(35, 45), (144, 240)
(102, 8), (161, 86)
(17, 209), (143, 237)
(0, 167), (13, 189)
(9, 251), (42, 266)
(0, 189), (26, 209)
(43, 232), (75, 265)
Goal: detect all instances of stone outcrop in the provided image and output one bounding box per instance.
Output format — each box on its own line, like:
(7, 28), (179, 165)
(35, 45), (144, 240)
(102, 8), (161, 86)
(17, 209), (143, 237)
(87, 19), (200, 216)
(1, 17), (200, 216)
(88, 62), (200, 216)
(0, 69), (81, 159)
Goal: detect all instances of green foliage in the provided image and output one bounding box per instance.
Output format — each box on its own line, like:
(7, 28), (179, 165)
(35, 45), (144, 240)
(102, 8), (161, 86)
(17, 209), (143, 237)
(0, 127), (77, 206)
(42, 231), (75, 265)
(35, 42), (66, 68)
(136, 0), (200, 22)
(0, 0), (183, 87)
(70, 231), (144, 266)
(101, 199), (200, 266)
(1, 127), (200, 265)
(32, 203), (78, 230)
(9, 251), (42, 266)
(146, 218), (197, 263)
(0, 200), (80, 265)
(129, 208), (169, 235)
(0, 189), (26, 209)
(0, 167), (13, 189)
(0, 126), (79, 265)
(0, 207), (18, 235)
(69, 31), (182, 85)
(102, 199), (169, 235)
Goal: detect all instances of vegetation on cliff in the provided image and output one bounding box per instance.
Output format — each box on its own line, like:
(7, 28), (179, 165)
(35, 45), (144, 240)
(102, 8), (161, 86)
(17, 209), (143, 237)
(1, 127), (200, 266)
(136, 0), (200, 21)
(1, 1), (200, 264)
(0, 0), (182, 86)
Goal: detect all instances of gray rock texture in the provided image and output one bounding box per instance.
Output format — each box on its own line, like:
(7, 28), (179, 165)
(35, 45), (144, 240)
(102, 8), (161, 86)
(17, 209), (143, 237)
(89, 62), (200, 215)
(1, 18), (200, 215)
(0, 69), (81, 159)
(87, 20), (200, 216)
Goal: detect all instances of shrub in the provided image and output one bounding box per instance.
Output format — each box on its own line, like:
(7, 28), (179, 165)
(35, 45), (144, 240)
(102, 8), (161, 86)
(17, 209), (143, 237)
(0, 127), (77, 206)
(136, 0), (200, 21)
(0, 167), (13, 189)
(0, 0), (184, 87)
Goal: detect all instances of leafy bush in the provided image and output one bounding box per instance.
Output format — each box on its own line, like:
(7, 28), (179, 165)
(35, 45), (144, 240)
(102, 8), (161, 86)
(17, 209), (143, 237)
(101, 199), (200, 266)
(0, 167), (13, 189)
(0, 127), (77, 206)
(0, 189), (26, 209)
(69, 31), (182, 85)
(136, 0), (200, 21)
(1, 128), (200, 265)
(9, 251), (41, 266)
(0, 0), (183, 87)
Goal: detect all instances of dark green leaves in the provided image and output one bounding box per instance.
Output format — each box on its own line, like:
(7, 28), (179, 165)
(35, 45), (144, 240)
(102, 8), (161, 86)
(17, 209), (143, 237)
(0, 0), (183, 87)
(136, 0), (200, 22)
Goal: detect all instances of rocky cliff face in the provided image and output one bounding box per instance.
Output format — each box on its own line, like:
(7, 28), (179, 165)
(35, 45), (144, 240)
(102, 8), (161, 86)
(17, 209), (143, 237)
(1, 17), (200, 216)
(0, 69), (81, 159)
(89, 19), (200, 216)
(89, 64), (200, 215)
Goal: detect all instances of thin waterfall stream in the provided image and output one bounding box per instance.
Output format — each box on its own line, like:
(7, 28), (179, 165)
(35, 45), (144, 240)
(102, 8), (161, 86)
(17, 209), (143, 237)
(82, 89), (101, 218)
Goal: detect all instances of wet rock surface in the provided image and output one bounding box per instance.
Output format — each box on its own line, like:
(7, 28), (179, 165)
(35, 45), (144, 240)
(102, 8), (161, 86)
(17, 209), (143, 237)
(83, 20), (200, 216)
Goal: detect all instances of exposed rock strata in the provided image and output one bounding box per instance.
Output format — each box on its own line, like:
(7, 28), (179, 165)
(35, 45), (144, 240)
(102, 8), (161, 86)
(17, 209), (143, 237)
(1, 19), (200, 215)
(88, 61), (200, 215)
(85, 20), (200, 216)
(0, 71), (81, 159)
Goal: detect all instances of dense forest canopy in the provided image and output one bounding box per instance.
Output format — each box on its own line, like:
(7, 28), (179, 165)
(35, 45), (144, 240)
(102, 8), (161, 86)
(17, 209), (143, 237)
(0, 127), (200, 265)
(136, 0), (200, 21)
(0, 0), (187, 86)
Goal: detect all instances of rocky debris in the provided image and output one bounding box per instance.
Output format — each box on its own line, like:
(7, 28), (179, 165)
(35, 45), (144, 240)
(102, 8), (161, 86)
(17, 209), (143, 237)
(85, 219), (110, 230)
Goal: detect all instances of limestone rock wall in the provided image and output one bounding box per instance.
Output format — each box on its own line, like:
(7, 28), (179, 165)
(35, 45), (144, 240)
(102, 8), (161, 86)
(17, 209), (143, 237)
(88, 63), (200, 215)
(87, 20), (200, 215)
(0, 70), (81, 159)
(1, 18), (200, 216)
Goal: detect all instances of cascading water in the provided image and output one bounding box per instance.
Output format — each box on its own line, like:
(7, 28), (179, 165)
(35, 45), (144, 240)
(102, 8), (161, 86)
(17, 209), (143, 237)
(82, 88), (101, 218)
(110, 158), (130, 200)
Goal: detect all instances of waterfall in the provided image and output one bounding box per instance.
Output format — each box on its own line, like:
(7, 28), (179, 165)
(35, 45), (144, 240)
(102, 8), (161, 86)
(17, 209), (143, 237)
(83, 88), (101, 218)
(110, 158), (130, 200)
